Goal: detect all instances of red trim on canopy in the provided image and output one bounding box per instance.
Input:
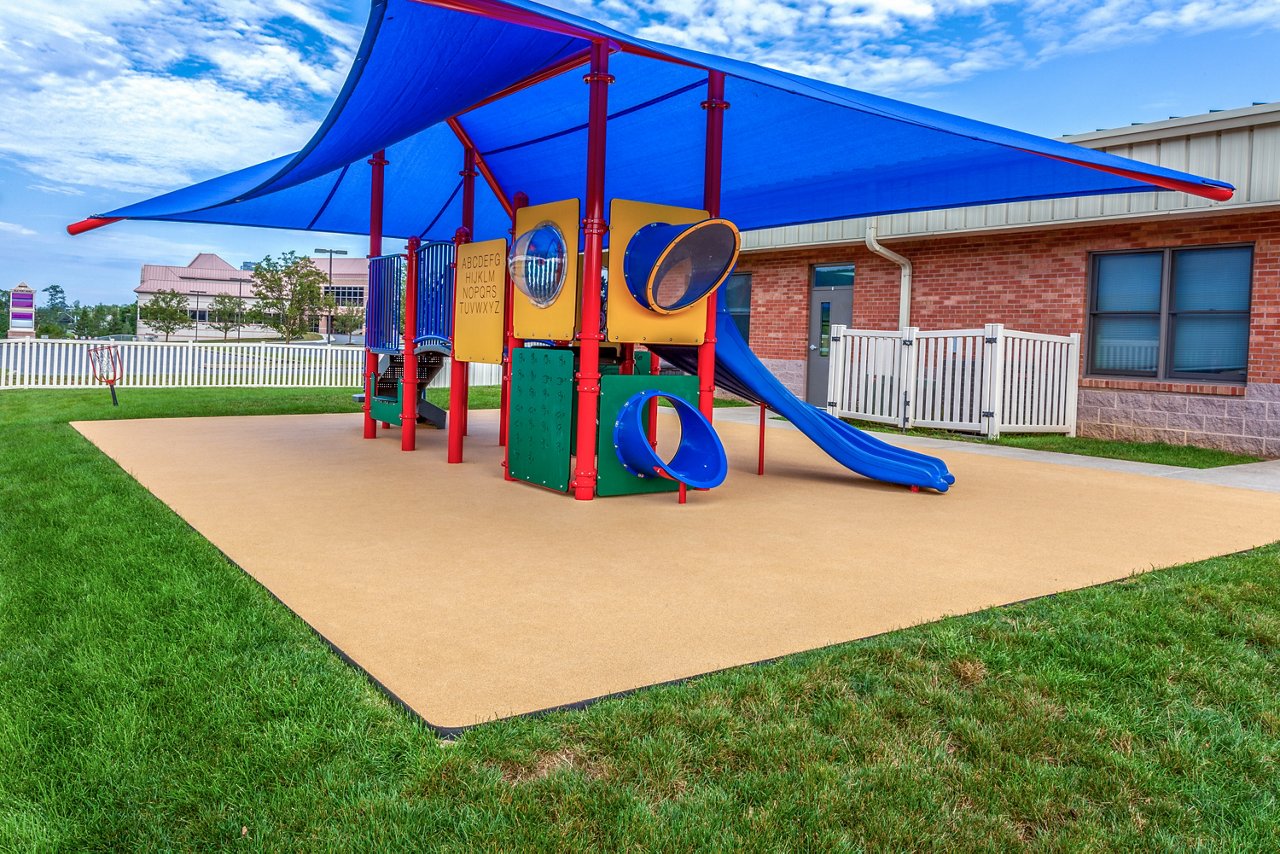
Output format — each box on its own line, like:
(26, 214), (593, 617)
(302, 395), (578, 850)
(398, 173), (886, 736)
(66, 217), (123, 236)
(1029, 152), (1234, 202)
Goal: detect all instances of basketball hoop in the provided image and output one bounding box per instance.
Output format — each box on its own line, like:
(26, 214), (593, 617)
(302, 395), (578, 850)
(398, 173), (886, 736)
(87, 344), (122, 407)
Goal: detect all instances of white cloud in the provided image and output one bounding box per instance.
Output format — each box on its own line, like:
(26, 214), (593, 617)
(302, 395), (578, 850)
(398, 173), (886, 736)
(0, 222), (38, 237)
(28, 184), (86, 197)
(0, 0), (359, 196)
(548, 0), (1280, 93)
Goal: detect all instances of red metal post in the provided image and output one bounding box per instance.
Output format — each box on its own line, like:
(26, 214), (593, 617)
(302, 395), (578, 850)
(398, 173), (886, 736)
(757, 403), (766, 476)
(620, 343), (635, 375)
(500, 191), (529, 463)
(459, 147), (477, 438)
(402, 236), (421, 451)
(448, 228), (469, 462)
(364, 149), (388, 439)
(696, 71), (728, 421)
(447, 146), (477, 463)
(648, 350), (660, 449)
(571, 41), (612, 501)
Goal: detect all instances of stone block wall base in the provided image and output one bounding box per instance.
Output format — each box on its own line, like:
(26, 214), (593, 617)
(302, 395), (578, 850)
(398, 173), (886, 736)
(1078, 385), (1280, 457)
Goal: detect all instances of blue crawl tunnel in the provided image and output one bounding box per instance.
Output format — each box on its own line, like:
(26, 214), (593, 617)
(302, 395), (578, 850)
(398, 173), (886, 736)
(622, 218), (740, 314)
(613, 390), (728, 490)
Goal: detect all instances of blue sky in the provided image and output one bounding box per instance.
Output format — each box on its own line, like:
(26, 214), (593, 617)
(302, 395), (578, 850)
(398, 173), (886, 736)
(1, 0), (1276, 305)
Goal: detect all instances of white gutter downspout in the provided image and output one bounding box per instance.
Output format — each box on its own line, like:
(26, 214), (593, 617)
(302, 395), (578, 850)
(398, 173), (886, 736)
(864, 219), (912, 330)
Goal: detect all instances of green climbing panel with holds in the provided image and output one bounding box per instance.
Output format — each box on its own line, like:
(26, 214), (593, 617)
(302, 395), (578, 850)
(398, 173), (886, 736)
(596, 372), (699, 497)
(509, 348), (575, 492)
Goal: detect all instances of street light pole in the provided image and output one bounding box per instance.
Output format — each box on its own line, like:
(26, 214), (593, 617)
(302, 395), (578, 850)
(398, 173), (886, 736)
(190, 289), (206, 343)
(315, 248), (348, 344)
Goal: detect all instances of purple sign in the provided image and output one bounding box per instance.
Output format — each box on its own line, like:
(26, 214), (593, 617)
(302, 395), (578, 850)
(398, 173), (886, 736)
(12, 292), (34, 309)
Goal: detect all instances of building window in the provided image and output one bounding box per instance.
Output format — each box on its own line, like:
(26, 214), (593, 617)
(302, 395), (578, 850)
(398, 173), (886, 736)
(813, 263), (854, 288)
(1088, 245), (1252, 382)
(325, 285), (365, 307)
(723, 273), (751, 342)
(187, 309), (208, 323)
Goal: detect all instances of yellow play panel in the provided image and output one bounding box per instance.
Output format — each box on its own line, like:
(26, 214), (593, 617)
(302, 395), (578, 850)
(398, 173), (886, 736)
(74, 410), (1280, 732)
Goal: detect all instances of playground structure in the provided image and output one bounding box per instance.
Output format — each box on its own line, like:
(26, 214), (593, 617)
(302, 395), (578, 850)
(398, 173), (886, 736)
(358, 175), (958, 498)
(65, 0), (1235, 502)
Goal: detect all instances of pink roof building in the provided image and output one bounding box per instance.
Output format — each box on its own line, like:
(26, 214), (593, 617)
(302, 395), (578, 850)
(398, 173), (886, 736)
(135, 253), (369, 341)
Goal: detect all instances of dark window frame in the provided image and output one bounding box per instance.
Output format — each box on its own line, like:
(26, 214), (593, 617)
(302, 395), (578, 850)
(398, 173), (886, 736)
(812, 262), (855, 290)
(1085, 243), (1253, 384)
(723, 272), (752, 343)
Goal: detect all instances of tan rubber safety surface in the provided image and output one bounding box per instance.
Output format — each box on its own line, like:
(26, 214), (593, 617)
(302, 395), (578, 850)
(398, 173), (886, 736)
(74, 411), (1280, 730)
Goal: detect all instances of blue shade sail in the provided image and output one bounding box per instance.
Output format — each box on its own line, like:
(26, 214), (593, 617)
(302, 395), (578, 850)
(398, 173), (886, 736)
(74, 0), (1234, 242)
(1172, 247), (1253, 312)
(1094, 253), (1162, 312)
(1091, 316), (1160, 374)
(1171, 315), (1250, 375)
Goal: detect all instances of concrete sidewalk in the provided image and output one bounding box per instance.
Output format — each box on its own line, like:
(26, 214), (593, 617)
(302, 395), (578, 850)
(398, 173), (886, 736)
(712, 405), (1280, 494)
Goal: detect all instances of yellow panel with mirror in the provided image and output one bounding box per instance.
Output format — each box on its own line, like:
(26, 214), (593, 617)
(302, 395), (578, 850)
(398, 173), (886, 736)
(511, 199), (580, 340)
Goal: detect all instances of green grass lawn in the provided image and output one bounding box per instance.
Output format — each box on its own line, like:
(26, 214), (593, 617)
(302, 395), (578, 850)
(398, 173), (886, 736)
(841, 418), (1262, 469)
(3, 388), (1279, 849)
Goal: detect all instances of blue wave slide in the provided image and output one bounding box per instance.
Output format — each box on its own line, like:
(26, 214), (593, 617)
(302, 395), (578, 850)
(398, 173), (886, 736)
(653, 307), (955, 493)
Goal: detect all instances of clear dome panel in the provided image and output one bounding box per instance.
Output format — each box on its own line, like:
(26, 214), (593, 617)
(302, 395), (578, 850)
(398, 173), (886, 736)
(509, 221), (568, 309)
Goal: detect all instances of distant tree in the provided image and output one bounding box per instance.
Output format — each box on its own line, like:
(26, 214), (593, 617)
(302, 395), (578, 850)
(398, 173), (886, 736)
(41, 284), (67, 312)
(0, 288), (8, 337)
(207, 294), (244, 340)
(69, 302), (112, 338)
(141, 289), (190, 342)
(248, 252), (334, 343)
(331, 305), (363, 344)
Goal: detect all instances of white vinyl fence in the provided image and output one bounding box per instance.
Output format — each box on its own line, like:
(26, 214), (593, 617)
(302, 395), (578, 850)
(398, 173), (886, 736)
(0, 339), (501, 391)
(827, 324), (1080, 438)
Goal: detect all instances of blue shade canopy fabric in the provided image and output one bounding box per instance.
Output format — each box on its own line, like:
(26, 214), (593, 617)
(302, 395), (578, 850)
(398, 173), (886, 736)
(71, 0), (1234, 243)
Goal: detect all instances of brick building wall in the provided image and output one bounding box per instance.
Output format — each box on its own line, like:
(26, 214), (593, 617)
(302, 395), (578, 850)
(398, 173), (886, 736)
(736, 210), (1280, 455)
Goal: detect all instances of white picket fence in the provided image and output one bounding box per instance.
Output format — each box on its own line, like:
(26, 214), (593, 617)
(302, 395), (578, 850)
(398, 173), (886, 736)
(0, 339), (501, 391)
(827, 324), (1080, 438)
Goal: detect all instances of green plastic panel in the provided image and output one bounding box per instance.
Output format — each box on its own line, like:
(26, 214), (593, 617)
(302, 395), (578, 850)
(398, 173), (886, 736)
(596, 373), (699, 497)
(370, 392), (400, 425)
(633, 350), (652, 375)
(509, 348), (575, 492)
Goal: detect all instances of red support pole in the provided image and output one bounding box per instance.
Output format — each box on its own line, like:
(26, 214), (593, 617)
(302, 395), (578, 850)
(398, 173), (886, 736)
(364, 149), (388, 440)
(620, 343), (635, 375)
(402, 237), (421, 451)
(500, 191), (528, 463)
(696, 71), (728, 421)
(447, 148), (477, 463)
(648, 350), (660, 449)
(459, 148), (476, 438)
(571, 40), (612, 501)
(757, 403), (767, 476)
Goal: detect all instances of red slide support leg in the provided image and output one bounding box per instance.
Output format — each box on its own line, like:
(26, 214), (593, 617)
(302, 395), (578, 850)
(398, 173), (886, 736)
(757, 403), (766, 475)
